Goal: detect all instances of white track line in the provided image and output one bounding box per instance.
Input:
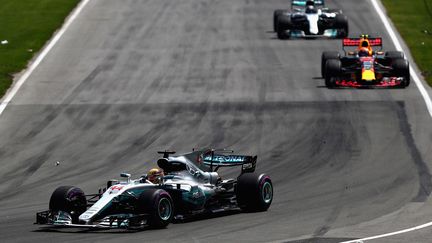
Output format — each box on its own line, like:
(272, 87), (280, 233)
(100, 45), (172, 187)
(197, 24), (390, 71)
(341, 221), (432, 243)
(0, 0), (91, 115)
(370, 0), (432, 118)
(341, 1), (432, 242)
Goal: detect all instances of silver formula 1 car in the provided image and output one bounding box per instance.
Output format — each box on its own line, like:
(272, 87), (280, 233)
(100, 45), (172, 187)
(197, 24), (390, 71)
(35, 149), (273, 230)
(273, 0), (348, 39)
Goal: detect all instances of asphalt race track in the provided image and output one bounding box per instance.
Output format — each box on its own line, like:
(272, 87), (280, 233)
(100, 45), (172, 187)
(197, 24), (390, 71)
(1, 0), (432, 242)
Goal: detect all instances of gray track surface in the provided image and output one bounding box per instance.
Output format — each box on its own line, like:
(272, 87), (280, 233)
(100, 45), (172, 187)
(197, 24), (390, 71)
(1, 0), (432, 242)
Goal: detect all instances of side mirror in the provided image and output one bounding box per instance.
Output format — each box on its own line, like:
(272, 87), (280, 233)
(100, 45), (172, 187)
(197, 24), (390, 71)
(348, 51), (356, 56)
(120, 173), (131, 183)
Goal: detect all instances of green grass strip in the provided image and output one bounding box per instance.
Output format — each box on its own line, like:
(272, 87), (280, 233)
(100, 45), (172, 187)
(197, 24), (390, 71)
(0, 0), (80, 97)
(382, 0), (432, 85)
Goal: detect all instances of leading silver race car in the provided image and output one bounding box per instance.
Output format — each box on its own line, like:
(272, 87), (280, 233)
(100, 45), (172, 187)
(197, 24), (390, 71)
(35, 149), (273, 230)
(273, 0), (348, 39)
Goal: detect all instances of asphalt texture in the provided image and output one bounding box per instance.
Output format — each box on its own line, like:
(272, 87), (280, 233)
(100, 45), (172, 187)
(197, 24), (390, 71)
(1, 0), (432, 242)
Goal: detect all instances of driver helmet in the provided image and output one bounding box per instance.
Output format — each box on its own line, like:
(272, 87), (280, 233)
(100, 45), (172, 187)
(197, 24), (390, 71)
(306, 0), (315, 6)
(305, 0), (315, 13)
(358, 47), (371, 57)
(361, 40), (369, 48)
(148, 168), (164, 184)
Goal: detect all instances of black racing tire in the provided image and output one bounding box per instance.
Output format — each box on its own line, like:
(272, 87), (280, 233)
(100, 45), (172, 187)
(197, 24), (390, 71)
(321, 51), (340, 78)
(49, 186), (87, 223)
(325, 59), (341, 88)
(277, 14), (291, 40)
(385, 51), (404, 60)
(392, 59), (410, 87)
(138, 189), (173, 228)
(385, 51), (405, 65)
(236, 173), (273, 212)
(273, 10), (285, 32)
(335, 14), (348, 38)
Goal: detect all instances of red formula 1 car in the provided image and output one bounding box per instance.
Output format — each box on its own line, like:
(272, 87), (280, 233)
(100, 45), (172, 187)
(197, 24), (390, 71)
(321, 35), (410, 88)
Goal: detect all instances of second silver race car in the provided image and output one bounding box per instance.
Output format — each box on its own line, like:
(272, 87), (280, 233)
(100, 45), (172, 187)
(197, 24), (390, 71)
(274, 0), (349, 39)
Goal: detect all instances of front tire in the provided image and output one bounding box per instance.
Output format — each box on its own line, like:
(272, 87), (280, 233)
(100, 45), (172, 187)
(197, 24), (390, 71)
(325, 59), (341, 88)
(273, 10), (285, 32)
(321, 51), (340, 78)
(276, 15), (291, 40)
(335, 14), (348, 38)
(392, 59), (410, 87)
(138, 189), (173, 228)
(236, 173), (273, 212)
(49, 186), (87, 223)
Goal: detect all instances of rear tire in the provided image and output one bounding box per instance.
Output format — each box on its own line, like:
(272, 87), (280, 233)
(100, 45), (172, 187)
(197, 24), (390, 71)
(385, 51), (405, 65)
(325, 59), (341, 88)
(138, 189), (173, 228)
(392, 59), (410, 87)
(321, 51), (340, 78)
(236, 173), (273, 212)
(385, 51), (404, 60)
(49, 186), (87, 223)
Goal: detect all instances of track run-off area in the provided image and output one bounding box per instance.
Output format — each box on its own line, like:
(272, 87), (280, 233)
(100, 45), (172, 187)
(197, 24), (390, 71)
(1, 0), (432, 242)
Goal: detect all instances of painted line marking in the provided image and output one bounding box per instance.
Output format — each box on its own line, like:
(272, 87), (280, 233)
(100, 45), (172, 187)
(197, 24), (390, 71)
(370, 0), (432, 118)
(0, 0), (91, 115)
(342, 0), (432, 241)
(341, 221), (432, 243)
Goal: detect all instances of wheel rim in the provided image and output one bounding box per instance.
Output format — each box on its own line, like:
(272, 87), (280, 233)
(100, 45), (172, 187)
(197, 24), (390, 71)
(261, 181), (273, 204)
(158, 198), (172, 221)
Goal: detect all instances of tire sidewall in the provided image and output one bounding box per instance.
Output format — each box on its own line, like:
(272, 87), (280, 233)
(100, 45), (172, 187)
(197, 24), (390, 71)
(236, 173), (273, 212)
(325, 59), (341, 87)
(277, 15), (291, 39)
(321, 51), (340, 78)
(392, 59), (410, 87)
(49, 186), (87, 223)
(274, 10), (284, 32)
(139, 189), (173, 228)
(335, 14), (348, 37)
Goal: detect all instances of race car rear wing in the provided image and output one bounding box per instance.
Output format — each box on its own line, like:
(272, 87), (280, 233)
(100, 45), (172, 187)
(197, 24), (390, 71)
(203, 153), (257, 173)
(292, 0), (324, 7)
(342, 36), (383, 55)
(342, 37), (382, 47)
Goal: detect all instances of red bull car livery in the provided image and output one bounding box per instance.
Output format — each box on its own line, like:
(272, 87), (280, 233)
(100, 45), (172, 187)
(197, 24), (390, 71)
(321, 35), (410, 88)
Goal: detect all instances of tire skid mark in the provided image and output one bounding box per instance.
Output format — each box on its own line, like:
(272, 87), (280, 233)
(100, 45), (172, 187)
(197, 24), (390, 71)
(393, 102), (432, 202)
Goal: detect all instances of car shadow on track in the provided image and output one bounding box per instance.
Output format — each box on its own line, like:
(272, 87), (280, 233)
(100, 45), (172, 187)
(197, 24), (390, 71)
(32, 210), (247, 234)
(172, 209), (242, 224)
(33, 227), (144, 234)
